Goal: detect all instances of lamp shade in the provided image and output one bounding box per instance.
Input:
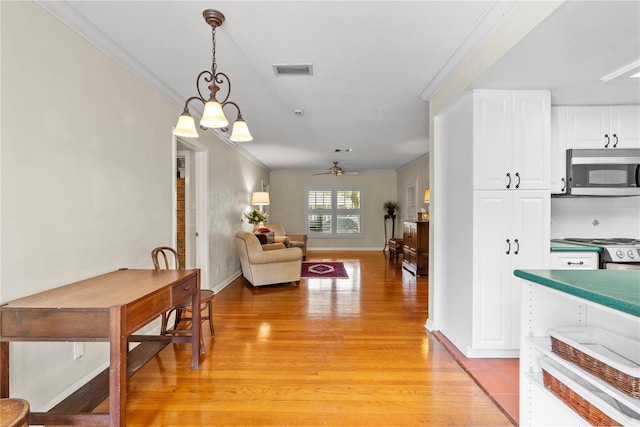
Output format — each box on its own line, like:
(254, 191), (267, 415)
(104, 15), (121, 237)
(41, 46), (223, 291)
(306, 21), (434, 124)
(230, 119), (253, 142)
(200, 100), (229, 128)
(173, 111), (199, 138)
(251, 192), (270, 206)
(424, 189), (430, 203)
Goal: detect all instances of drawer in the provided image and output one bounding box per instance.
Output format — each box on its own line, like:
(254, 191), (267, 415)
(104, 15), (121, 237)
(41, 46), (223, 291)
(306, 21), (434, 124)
(550, 252), (599, 269)
(172, 279), (196, 304)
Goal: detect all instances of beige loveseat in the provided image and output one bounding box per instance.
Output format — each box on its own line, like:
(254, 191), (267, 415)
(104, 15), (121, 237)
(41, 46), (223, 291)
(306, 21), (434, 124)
(234, 230), (303, 286)
(264, 224), (308, 260)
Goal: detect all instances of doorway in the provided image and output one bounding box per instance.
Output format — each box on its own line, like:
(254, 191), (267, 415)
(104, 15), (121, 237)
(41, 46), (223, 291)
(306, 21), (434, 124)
(173, 135), (210, 290)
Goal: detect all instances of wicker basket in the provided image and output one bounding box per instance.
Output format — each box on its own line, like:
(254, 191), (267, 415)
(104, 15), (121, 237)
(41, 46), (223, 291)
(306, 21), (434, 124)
(543, 369), (622, 426)
(549, 328), (640, 399)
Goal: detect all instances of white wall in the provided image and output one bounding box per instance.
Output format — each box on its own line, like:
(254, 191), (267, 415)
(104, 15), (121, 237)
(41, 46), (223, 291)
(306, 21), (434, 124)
(396, 154), (429, 224)
(0, 1), (268, 410)
(269, 170), (397, 250)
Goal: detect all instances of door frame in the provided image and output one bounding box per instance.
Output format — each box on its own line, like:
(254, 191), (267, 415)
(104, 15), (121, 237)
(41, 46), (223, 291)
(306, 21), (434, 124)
(172, 134), (210, 290)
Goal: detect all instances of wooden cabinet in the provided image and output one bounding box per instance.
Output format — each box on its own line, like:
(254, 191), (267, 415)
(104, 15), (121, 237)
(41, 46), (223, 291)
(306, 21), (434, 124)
(472, 191), (550, 352)
(473, 90), (550, 190)
(566, 105), (640, 149)
(402, 221), (429, 276)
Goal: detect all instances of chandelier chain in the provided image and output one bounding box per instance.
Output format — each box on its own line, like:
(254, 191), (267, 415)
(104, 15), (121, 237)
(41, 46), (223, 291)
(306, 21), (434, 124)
(211, 27), (217, 75)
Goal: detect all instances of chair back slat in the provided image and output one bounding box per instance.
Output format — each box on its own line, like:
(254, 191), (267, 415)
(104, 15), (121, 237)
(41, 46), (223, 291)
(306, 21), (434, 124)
(151, 246), (179, 271)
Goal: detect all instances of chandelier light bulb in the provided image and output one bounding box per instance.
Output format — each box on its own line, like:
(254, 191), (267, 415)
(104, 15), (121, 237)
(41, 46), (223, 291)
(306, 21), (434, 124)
(230, 119), (253, 142)
(173, 110), (199, 138)
(200, 99), (229, 128)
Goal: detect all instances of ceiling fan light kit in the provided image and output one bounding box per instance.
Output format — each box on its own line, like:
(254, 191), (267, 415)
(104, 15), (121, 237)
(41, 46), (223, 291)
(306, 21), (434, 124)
(314, 161), (359, 176)
(173, 9), (253, 142)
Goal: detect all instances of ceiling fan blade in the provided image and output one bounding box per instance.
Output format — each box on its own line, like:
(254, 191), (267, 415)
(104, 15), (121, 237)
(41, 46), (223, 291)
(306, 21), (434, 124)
(312, 172), (331, 175)
(343, 171), (360, 175)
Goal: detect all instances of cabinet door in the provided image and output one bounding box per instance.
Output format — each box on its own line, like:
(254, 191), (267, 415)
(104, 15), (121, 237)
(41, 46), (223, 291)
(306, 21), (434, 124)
(510, 191), (550, 346)
(566, 106), (610, 148)
(472, 191), (513, 349)
(512, 91), (550, 190)
(610, 105), (640, 148)
(550, 106), (568, 194)
(473, 92), (512, 190)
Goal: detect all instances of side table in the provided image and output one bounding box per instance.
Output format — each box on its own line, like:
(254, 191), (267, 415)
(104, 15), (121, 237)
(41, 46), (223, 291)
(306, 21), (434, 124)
(388, 238), (404, 260)
(255, 231), (275, 244)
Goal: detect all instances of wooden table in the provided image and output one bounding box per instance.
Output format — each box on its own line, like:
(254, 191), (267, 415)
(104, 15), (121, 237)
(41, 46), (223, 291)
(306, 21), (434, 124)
(0, 268), (201, 426)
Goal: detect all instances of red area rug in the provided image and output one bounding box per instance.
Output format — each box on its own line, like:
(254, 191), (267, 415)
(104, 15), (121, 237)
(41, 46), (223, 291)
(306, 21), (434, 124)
(301, 262), (348, 279)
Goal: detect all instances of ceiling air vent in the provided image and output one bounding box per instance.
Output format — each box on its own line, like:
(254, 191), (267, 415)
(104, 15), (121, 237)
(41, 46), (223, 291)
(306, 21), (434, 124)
(273, 63), (313, 76)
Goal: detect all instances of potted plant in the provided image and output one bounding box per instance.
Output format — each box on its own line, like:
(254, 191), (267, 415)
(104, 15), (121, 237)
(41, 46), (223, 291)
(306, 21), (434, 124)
(245, 209), (268, 232)
(383, 200), (399, 216)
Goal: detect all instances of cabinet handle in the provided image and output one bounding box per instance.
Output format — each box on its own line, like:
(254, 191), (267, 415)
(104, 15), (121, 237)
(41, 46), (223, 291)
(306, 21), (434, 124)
(567, 261), (584, 266)
(506, 173), (511, 189)
(560, 177), (566, 192)
(604, 133), (610, 148)
(184, 285), (191, 291)
(506, 239), (511, 255)
(514, 238), (520, 255)
(613, 134), (619, 147)
(515, 172), (521, 189)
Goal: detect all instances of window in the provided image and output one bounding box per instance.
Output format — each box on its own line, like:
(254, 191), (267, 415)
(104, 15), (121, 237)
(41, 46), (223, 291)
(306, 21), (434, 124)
(307, 187), (362, 236)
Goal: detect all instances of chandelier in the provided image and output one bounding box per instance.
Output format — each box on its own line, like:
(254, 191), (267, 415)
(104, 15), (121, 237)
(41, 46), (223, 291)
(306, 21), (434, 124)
(173, 9), (253, 142)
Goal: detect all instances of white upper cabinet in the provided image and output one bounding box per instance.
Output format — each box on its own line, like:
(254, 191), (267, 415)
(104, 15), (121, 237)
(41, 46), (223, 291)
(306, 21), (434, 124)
(473, 90), (550, 190)
(566, 105), (640, 149)
(550, 106), (568, 194)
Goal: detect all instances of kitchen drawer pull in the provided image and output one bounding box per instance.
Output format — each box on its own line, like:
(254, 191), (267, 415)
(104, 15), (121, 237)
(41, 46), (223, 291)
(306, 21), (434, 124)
(613, 133), (619, 147)
(560, 177), (566, 192)
(506, 239), (511, 255)
(515, 172), (521, 189)
(567, 261), (584, 266)
(604, 133), (610, 148)
(514, 238), (520, 255)
(184, 285), (191, 291)
(506, 173), (511, 189)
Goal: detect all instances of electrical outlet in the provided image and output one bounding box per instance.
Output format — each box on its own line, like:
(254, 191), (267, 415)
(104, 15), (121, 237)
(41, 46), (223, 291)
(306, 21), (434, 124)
(73, 342), (85, 360)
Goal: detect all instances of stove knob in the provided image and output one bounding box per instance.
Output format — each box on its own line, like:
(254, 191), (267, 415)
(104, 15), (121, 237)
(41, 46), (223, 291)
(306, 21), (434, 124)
(628, 250), (636, 259)
(616, 249), (624, 259)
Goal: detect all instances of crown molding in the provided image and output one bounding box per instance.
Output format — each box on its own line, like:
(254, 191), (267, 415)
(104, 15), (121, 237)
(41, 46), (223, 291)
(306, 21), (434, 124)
(418, 1), (518, 102)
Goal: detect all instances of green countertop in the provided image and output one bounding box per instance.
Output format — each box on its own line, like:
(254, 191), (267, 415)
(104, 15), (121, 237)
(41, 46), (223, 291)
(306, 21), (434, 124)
(514, 269), (640, 317)
(550, 241), (602, 252)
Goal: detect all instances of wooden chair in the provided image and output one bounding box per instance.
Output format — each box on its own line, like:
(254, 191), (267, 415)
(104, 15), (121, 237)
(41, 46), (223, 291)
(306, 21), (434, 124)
(151, 246), (215, 337)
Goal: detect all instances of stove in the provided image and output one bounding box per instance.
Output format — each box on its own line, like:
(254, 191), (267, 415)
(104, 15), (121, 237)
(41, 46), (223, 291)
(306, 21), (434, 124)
(559, 238), (640, 267)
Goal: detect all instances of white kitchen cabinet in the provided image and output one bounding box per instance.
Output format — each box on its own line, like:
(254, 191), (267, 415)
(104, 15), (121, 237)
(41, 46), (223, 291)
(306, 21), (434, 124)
(550, 106), (568, 194)
(473, 90), (550, 191)
(435, 89), (551, 359)
(517, 272), (640, 426)
(472, 191), (550, 353)
(566, 105), (640, 149)
(550, 251), (598, 270)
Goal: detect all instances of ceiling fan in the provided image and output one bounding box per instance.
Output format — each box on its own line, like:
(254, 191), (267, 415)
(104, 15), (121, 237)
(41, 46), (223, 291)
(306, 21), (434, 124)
(313, 161), (359, 176)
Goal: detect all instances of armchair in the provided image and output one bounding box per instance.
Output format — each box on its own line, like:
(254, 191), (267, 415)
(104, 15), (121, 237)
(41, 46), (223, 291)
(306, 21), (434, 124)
(234, 231), (303, 286)
(265, 224), (308, 260)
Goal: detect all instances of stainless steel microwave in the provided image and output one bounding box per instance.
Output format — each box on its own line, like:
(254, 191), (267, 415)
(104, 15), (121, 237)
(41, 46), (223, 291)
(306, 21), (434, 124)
(566, 148), (640, 196)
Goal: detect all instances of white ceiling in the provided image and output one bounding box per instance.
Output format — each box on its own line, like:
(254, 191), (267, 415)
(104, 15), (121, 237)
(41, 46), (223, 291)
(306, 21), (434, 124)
(37, 1), (640, 173)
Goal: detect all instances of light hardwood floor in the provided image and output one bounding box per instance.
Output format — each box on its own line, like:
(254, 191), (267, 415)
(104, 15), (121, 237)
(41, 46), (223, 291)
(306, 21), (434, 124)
(121, 251), (513, 426)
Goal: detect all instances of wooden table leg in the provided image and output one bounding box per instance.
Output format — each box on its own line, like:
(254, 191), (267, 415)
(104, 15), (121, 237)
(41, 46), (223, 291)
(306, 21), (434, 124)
(109, 306), (127, 427)
(191, 269), (201, 370)
(1, 341), (9, 398)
